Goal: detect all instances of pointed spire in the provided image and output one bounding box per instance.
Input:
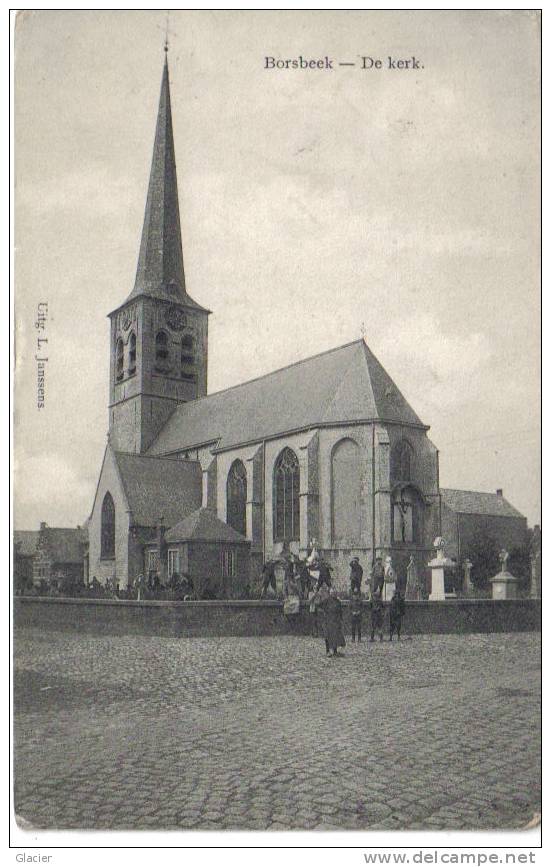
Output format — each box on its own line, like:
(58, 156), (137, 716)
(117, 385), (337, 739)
(132, 55), (187, 301)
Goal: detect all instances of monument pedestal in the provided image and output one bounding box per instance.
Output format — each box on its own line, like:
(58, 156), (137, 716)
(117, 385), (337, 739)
(490, 571), (518, 600)
(427, 540), (454, 601)
(428, 564), (447, 601)
(383, 581), (396, 602)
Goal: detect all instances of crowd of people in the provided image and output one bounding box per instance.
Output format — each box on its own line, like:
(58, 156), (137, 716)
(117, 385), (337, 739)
(261, 549), (407, 657)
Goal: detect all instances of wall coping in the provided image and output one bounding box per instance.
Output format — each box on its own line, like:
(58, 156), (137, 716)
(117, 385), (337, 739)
(15, 596), (538, 610)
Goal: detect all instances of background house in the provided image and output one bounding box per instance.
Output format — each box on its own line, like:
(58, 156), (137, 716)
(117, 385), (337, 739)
(13, 531), (39, 593)
(441, 488), (528, 562)
(32, 523), (88, 592)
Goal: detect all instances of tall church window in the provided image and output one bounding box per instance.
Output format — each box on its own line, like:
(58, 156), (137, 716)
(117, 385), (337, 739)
(331, 438), (361, 545)
(115, 339), (124, 382)
(155, 331), (169, 370)
(390, 439), (413, 483)
(101, 492), (115, 559)
(128, 332), (137, 376)
(180, 334), (196, 382)
(274, 448), (300, 542)
(227, 460), (247, 537)
(221, 548), (236, 578)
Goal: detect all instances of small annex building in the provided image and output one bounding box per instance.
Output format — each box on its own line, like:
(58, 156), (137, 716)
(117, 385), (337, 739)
(163, 508), (251, 599)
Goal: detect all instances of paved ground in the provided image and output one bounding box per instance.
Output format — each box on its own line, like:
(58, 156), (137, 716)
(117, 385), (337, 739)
(14, 629), (540, 831)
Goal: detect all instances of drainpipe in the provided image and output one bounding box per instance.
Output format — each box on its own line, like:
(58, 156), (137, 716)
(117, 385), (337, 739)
(371, 423), (376, 565)
(262, 438), (266, 565)
(436, 448), (442, 534)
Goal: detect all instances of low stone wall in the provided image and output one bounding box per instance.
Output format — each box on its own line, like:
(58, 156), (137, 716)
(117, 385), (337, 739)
(14, 596), (541, 638)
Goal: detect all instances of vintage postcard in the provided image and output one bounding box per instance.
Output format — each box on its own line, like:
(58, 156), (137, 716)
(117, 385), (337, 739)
(13, 9), (541, 839)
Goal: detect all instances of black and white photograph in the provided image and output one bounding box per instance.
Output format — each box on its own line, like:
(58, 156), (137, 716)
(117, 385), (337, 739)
(12, 8), (541, 845)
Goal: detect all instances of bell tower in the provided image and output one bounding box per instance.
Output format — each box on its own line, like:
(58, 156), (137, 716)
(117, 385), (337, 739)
(108, 51), (210, 454)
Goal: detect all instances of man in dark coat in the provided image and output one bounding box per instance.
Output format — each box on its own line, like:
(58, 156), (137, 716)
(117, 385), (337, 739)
(317, 559), (333, 589)
(389, 589), (406, 641)
(320, 588), (346, 656)
(260, 560), (277, 598)
(370, 589), (385, 642)
(349, 557), (363, 593)
(370, 557), (385, 595)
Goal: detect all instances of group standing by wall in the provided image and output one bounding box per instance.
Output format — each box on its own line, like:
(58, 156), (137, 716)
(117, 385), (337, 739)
(267, 549), (408, 656)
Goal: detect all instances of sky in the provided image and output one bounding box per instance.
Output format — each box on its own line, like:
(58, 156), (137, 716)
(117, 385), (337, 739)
(14, 9), (541, 529)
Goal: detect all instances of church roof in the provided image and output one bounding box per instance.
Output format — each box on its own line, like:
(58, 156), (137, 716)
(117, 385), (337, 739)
(147, 338), (426, 455)
(114, 451), (202, 527)
(440, 488), (525, 519)
(124, 57), (207, 313)
(165, 508), (249, 544)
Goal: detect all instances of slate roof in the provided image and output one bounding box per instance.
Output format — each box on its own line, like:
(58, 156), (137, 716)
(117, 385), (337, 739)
(14, 531), (39, 557)
(114, 451), (202, 528)
(148, 339), (425, 455)
(165, 508), (249, 544)
(121, 57), (207, 313)
(41, 528), (88, 564)
(440, 489), (525, 519)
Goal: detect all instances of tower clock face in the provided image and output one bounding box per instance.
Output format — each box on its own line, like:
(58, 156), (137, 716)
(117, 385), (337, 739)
(165, 306), (188, 331)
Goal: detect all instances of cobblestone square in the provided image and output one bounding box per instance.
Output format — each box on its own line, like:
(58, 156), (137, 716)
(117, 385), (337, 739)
(14, 629), (540, 831)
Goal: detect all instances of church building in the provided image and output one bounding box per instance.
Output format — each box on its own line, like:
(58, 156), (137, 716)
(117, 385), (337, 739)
(87, 54), (524, 595)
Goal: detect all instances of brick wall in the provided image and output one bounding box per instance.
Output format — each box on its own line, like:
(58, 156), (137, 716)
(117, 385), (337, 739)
(14, 596), (540, 638)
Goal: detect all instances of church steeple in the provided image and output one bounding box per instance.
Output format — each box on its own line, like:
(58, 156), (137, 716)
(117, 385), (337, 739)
(108, 52), (210, 455)
(131, 55), (196, 305)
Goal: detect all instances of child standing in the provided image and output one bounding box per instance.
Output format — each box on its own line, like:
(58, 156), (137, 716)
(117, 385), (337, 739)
(370, 589), (384, 642)
(389, 589), (406, 640)
(350, 588), (364, 642)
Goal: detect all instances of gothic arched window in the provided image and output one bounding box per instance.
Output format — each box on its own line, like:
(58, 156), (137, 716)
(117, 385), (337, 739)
(181, 334), (194, 364)
(115, 338), (124, 382)
(101, 492), (115, 559)
(155, 331), (169, 369)
(274, 448), (300, 542)
(180, 334), (196, 381)
(226, 460), (247, 537)
(332, 438), (361, 545)
(391, 439), (414, 483)
(128, 332), (137, 376)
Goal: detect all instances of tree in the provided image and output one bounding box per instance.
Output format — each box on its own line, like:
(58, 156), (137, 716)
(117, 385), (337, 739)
(507, 529), (533, 594)
(463, 529), (500, 590)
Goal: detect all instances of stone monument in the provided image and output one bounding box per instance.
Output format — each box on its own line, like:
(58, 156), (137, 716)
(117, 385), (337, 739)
(489, 549), (519, 600)
(428, 537), (454, 601)
(463, 558), (474, 594)
(405, 555), (421, 601)
(383, 555), (397, 601)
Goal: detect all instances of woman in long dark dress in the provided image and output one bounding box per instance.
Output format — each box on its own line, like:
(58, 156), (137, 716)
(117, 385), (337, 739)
(321, 588), (346, 657)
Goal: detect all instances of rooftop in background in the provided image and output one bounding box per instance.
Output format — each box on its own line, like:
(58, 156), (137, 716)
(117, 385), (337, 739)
(441, 488), (525, 520)
(39, 526), (88, 564)
(148, 338), (426, 456)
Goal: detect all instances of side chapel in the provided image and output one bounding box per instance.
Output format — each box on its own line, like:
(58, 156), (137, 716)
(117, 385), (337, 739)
(88, 54), (484, 594)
